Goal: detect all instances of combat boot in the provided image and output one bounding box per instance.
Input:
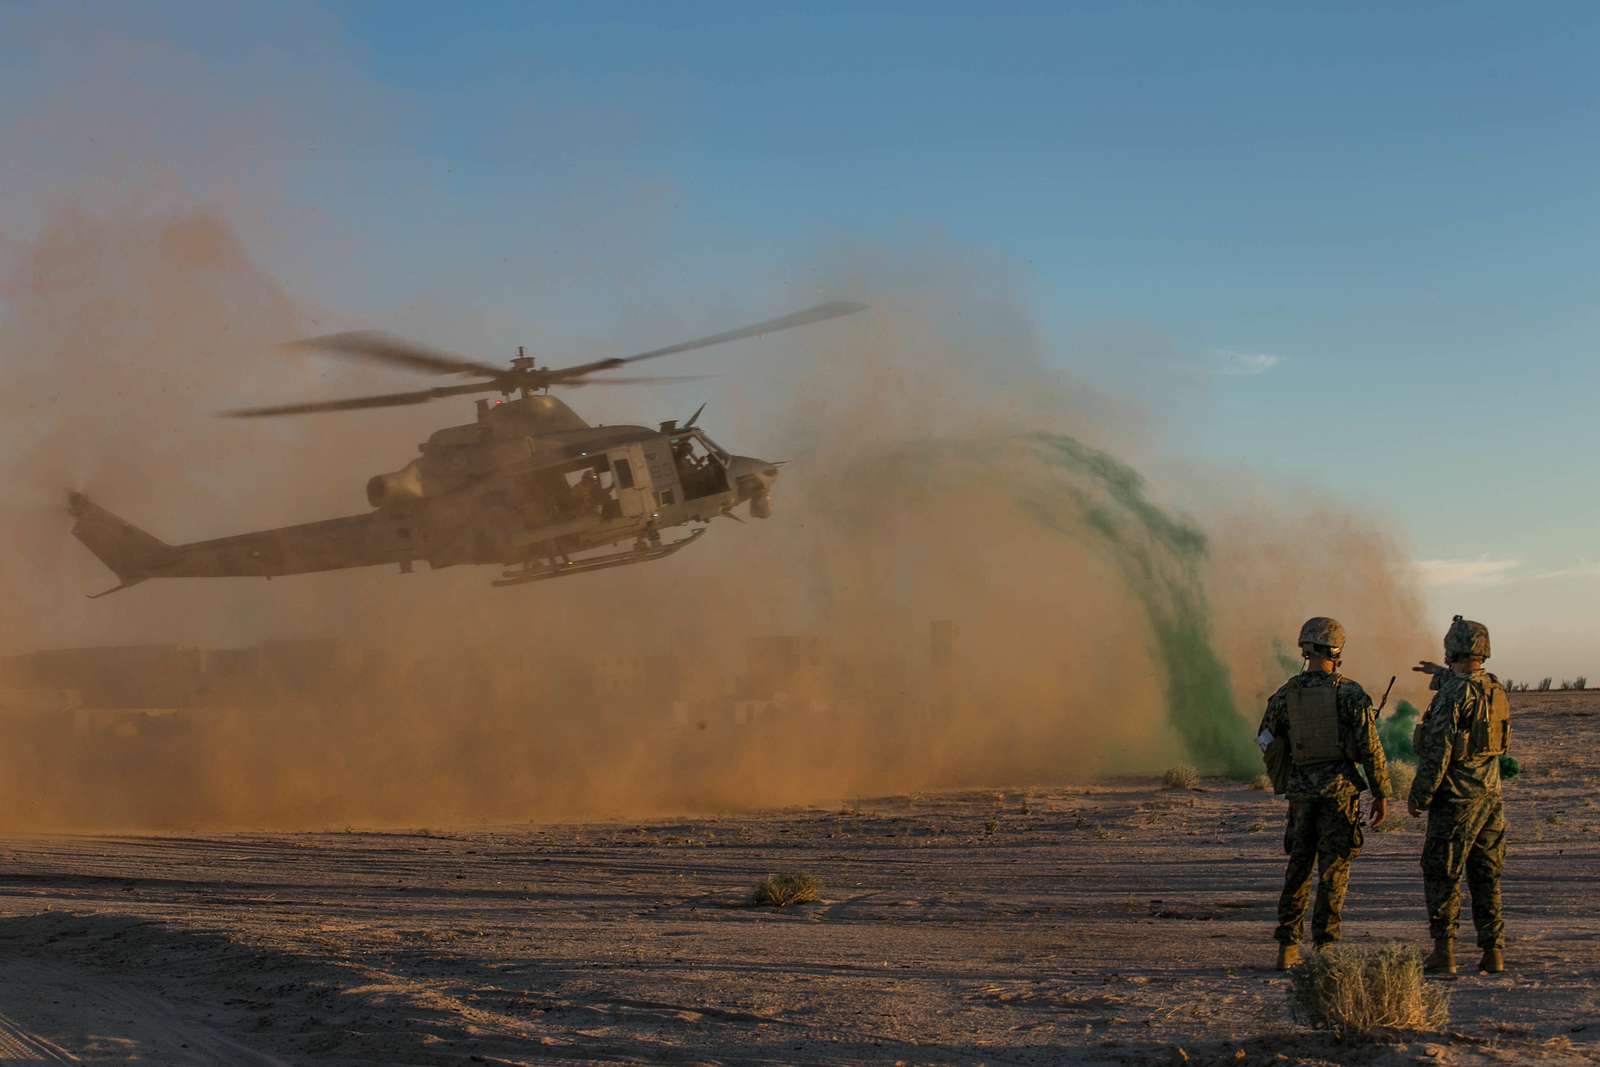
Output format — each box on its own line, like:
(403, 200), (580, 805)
(1276, 943), (1301, 971)
(1479, 946), (1504, 974)
(1423, 938), (1456, 975)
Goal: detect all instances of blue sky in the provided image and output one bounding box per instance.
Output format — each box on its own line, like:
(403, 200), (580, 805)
(3, 2), (1596, 674)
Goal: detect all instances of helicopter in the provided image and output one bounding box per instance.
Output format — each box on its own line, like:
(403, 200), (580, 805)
(68, 301), (864, 595)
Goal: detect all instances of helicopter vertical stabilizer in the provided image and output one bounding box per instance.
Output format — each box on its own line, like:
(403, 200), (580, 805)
(66, 493), (169, 593)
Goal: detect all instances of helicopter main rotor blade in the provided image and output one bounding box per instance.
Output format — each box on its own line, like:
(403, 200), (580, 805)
(220, 380), (495, 418)
(560, 374), (719, 388)
(543, 300), (866, 383)
(285, 331), (507, 379)
(230, 301), (865, 416)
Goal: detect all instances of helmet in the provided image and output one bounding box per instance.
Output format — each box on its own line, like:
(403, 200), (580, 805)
(1298, 616), (1346, 656)
(1444, 615), (1491, 661)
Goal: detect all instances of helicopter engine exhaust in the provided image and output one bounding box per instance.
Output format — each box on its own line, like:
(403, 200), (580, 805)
(366, 461), (426, 508)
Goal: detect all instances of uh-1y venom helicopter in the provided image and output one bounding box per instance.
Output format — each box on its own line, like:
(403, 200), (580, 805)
(69, 301), (864, 595)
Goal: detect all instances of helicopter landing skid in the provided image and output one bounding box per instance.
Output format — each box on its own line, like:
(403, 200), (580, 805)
(492, 527), (707, 587)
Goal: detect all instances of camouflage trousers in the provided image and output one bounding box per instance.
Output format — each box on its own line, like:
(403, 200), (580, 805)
(1276, 792), (1364, 946)
(1422, 794), (1506, 949)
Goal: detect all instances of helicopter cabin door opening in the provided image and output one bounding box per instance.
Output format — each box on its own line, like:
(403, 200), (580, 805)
(604, 442), (655, 518)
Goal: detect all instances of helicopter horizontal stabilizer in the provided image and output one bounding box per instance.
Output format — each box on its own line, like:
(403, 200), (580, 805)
(67, 493), (172, 587)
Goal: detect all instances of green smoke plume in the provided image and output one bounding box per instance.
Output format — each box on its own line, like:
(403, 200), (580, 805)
(873, 431), (1251, 774)
(845, 430), (1256, 773)
(1380, 699), (1422, 764)
(1011, 433), (1254, 774)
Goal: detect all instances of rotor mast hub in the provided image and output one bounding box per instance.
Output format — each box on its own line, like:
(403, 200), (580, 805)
(509, 346), (542, 396)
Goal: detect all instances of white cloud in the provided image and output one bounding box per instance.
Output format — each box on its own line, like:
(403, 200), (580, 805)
(1414, 556), (1600, 588)
(1413, 556), (1524, 588)
(1532, 561), (1600, 581)
(1212, 348), (1283, 376)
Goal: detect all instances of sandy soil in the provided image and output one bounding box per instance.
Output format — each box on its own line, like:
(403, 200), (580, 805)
(1, 690), (1597, 1065)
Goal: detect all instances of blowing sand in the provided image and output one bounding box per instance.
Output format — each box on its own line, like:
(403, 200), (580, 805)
(0, 689), (1594, 1065)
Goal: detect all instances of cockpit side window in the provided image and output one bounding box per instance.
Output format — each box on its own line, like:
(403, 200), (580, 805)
(670, 432), (729, 500)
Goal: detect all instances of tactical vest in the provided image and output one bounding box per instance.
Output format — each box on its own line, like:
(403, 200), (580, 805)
(1414, 674), (1512, 761)
(1286, 682), (1344, 765)
(1466, 675), (1511, 758)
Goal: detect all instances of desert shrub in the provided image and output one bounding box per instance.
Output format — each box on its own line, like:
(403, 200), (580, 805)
(1560, 679), (1573, 691)
(1576, 677), (1588, 691)
(1249, 773), (1273, 791)
(1537, 677), (1553, 691)
(749, 872), (822, 907)
(1386, 761), (1415, 803)
(1162, 765), (1199, 790)
(1288, 944), (1448, 1035)
(1498, 755), (1520, 780)
(1379, 700), (1421, 763)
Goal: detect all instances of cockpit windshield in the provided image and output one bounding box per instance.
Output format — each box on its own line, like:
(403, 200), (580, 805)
(689, 430), (730, 465)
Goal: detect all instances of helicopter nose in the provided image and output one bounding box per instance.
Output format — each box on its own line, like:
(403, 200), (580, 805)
(730, 456), (781, 493)
(729, 456), (782, 517)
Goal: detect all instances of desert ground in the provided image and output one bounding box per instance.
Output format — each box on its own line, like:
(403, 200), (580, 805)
(1, 689), (1596, 1066)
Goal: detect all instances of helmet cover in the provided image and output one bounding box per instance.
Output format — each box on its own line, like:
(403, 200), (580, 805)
(1298, 616), (1346, 656)
(1444, 615), (1491, 661)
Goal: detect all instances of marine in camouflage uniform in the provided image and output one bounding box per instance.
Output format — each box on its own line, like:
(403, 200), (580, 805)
(1258, 617), (1390, 970)
(1408, 615), (1510, 975)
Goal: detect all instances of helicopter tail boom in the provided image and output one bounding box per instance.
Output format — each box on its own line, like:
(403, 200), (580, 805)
(69, 490), (425, 588)
(67, 493), (171, 591)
